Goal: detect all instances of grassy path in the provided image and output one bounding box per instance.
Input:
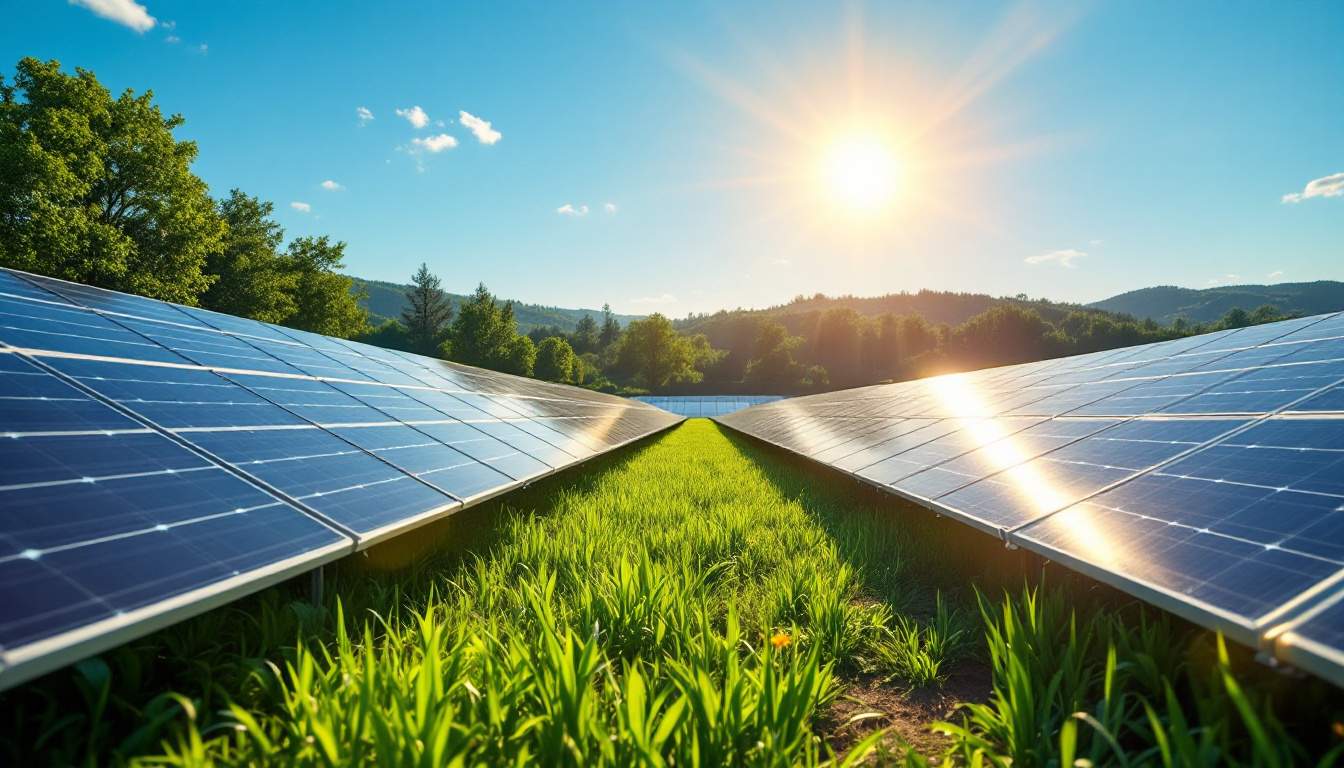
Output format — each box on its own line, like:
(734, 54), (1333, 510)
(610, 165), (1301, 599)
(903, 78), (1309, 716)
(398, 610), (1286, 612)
(3, 419), (1340, 765)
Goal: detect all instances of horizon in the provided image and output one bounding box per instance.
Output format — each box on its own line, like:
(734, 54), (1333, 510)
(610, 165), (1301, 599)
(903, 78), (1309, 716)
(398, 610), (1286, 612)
(5, 1), (1342, 315)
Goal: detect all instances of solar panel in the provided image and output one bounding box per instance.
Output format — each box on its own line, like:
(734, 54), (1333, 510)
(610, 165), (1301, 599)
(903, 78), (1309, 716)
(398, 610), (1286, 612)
(635, 395), (785, 418)
(718, 312), (1344, 686)
(0, 268), (680, 689)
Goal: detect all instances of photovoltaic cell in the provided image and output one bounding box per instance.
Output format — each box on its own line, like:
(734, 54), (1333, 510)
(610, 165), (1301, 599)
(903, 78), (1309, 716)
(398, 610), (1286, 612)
(0, 348), (347, 679)
(0, 267), (680, 689)
(717, 311), (1344, 684)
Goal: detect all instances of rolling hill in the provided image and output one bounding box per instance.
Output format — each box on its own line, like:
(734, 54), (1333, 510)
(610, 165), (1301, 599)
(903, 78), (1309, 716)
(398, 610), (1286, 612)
(349, 277), (642, 333)
(1086, 281), (1344, 324)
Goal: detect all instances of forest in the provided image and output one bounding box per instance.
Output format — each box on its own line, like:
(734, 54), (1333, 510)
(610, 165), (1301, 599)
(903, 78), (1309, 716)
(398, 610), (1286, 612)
(0, 57), (1293, 396)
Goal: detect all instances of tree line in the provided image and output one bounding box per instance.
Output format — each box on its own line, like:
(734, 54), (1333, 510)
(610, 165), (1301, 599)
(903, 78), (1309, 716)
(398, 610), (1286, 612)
(0, 58), (366, 337)
(678, 301), (1291, 394)
(366, 263), (722, 391)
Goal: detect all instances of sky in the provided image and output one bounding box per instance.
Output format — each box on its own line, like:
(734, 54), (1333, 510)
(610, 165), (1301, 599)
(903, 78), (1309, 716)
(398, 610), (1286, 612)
(5, 1), (1342, 315)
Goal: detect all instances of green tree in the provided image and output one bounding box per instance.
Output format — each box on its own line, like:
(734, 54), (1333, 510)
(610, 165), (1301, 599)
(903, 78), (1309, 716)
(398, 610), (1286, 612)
(0, 57), (223, 303)
(571, 313), (599, 354)
(357, 319), (412, 351)
(615, 313), (711, 389)
(535, 336), (577, 383)
(599, 303), (622, 349)
(1216, 307), (1252, 330)
(401, 263), (453, 355)
(201, 189), (295, 322)
(283, 235), (367, 338)
(811, 307), (863, 385)
(448, 283), (518, 368)
(744, 321), (803, 388)
(502, 334), (536, 377)
(948, 305), (1053, 367)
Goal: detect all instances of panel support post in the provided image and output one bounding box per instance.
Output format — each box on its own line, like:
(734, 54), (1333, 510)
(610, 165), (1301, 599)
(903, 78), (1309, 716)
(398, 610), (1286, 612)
(309, 565), (325, 606)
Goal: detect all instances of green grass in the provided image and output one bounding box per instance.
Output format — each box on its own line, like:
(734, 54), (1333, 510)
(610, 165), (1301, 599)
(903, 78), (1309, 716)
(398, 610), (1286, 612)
(2, 419), (1342, 766)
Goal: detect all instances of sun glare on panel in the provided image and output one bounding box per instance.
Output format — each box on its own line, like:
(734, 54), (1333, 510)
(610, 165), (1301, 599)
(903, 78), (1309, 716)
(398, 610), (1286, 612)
(819, 134), (901, 215)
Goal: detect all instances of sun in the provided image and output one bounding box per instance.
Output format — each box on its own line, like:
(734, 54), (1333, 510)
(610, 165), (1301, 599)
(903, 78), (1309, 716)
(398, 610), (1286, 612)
(819, 134), (901, 215)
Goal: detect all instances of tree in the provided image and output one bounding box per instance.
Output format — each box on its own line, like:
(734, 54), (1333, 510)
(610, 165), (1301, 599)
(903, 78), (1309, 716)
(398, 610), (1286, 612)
(527, 324), (566, 345)
(535, 336), (577, 382)
(357, 319), (412, 351)
(1216, 307), (1252, 330)
(615, 313), (711, 389)
(571, 313), (599, 354)
(401, 263), (453, 355)
(812, 308), (863, 385)
(202, 189), (295, 322)
(283, 235), (368, 338)
(448, 283), (518, 369)
(502, 335), (536, 377)
(0, 57), (224, 303)
(948, 305), (1053, 367)
(599, 303), (622, 349)
(744, 321), (803, 388)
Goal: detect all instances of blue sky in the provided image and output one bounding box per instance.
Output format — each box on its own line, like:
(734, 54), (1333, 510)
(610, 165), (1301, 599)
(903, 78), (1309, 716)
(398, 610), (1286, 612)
(6, 1), (1342, 315)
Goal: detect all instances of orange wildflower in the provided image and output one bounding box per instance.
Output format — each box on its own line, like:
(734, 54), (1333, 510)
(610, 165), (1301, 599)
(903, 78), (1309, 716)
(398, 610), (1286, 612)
(771, 632), (791, 649)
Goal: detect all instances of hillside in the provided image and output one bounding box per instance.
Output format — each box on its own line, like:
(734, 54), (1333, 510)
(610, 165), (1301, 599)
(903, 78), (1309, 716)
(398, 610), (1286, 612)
(1087, 281), (1344, 324)
(349, 277), (642, 332)
(678, 289), (1094, 335)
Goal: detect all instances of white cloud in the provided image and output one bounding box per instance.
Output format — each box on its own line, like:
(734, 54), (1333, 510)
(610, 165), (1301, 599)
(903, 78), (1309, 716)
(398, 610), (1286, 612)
(556, 203), (590, 216)
(290, 201), (312, 213)
(603, 202), (617, 214)
(1024, 248), (1086, 268)
(197, 43), (208, 54)
(70, 0), (155, 32)
(1088, 239), (1103, 246)
(1282, 172), (1344, 203)
(771, 257), (791, 266)
(1207, 273), (1242, 286)
(165, 34), (179, 44)
(396, 105), (430, 129)
(320, 180), (344, 191)
(459, 111), (501, 145)
(356, 106), (373, 125)
(1267, 270), (1285, 280)
(410, 134), (457, 153)
(630, 293), (677, 305)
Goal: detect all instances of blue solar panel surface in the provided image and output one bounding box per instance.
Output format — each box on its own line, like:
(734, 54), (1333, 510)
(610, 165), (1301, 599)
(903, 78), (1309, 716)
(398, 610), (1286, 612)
(718, 312), (1344, 686)
(0, 268), (680, 689)
(634, 395), (785, 417)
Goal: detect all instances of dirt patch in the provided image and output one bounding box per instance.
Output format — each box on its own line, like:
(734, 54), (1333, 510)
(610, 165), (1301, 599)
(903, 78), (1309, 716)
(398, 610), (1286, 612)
(818, 662), (993, 763)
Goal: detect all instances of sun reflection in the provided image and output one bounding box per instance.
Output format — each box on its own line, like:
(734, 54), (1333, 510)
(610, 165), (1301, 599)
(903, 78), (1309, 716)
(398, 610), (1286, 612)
(926, 375), (1115, 565)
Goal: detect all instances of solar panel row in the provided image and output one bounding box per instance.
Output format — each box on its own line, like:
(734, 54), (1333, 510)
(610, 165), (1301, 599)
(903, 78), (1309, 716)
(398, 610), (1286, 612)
(635, 395), (785, 418)
(717, 312), (1344, 686)
(0, 268), (681, 689)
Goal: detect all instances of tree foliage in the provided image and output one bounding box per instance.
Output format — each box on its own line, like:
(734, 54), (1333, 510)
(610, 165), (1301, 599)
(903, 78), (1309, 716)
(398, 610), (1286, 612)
(283, 236), (368, 338)
(401, 263), (453, 355)
(570, 313), (599, 354)
(615, 313), (711, 389)
(0, 57), (222, 303)
(534, 336), (577, 382)
(744, 321), (804, 388)
(203, 190), (295, 322)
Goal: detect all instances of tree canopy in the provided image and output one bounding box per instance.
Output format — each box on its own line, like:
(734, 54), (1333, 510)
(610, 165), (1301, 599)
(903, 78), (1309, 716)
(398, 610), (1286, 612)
(203, 190), (295, 322)
(535, 336), (578, 383)
(615, 314), (712, 389)
(0, 57), (222, 303)
(402, 263), (453, 355)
